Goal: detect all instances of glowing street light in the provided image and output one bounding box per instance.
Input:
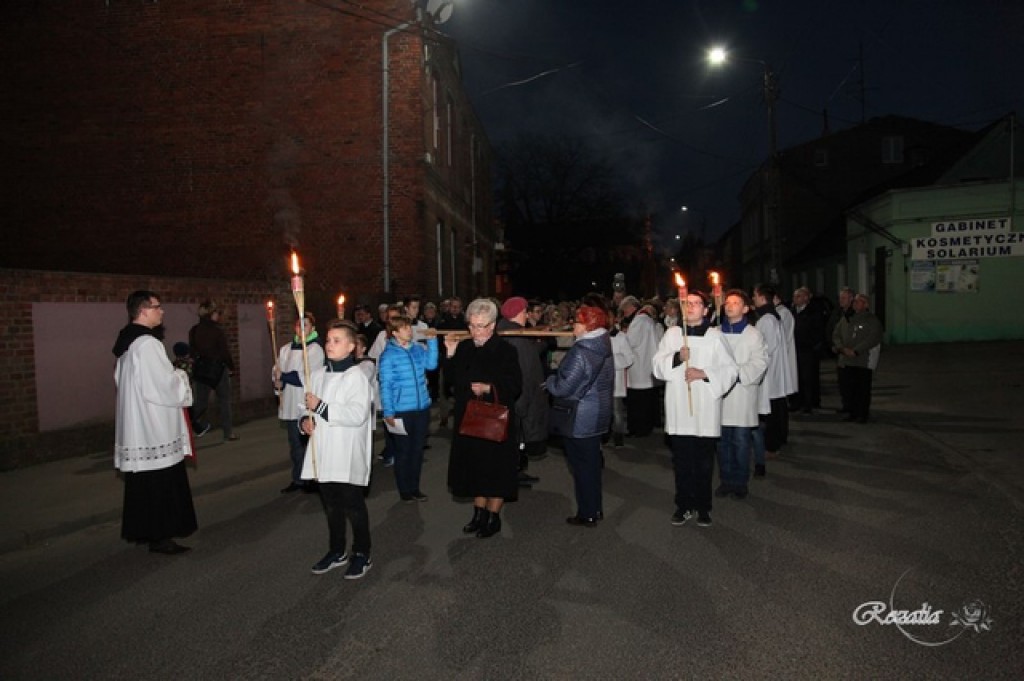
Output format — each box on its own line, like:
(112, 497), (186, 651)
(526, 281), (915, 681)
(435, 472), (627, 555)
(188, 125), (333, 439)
(707, 46), (727, 66)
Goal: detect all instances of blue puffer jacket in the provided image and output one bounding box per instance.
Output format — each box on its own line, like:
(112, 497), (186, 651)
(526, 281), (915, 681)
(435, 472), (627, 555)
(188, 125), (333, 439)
(545, 331), (614, 438)
(379, 337), (438, 417)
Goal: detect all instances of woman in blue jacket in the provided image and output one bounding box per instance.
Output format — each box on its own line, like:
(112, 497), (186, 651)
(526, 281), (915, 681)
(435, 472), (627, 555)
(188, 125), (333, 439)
(379, 315), (438, 502)
(545, 301), (614, 527)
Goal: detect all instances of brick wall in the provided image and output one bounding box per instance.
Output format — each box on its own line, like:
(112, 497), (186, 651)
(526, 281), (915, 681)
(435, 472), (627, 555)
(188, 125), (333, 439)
(0, 268), (293, 469)
(0, 1), (497, 455)
(0, 2), (463, 298)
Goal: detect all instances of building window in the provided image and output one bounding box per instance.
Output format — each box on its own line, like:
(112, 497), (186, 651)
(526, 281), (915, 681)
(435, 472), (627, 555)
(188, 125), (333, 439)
(814, 148), (828, 167)
(881, 136), (904, 164)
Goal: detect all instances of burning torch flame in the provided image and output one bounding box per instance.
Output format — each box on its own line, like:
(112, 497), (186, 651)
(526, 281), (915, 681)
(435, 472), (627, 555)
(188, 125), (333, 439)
(290, 252), (300, 275)
(710, 272), (719, 285)
(674, 273), (686, 288)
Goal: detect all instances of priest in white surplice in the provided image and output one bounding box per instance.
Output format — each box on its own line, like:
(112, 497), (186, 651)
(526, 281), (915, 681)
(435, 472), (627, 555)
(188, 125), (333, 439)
(113, 290), (197, 555)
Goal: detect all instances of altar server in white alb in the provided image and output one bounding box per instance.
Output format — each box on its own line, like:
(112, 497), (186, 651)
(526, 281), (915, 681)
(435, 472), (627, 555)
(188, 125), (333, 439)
(716, 290), (768, 500)
(113, 290), (197, 555)
(301, 321), (375, 580)
(653, 291), (738, 529)
(273, 312), (324, 494)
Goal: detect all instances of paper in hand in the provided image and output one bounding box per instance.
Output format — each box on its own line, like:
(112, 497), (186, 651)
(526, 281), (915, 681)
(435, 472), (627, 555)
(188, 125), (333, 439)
(385, 418), (407, 435)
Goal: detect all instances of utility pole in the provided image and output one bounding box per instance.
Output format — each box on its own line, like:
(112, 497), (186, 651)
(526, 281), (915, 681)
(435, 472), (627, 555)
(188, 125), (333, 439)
(763, 63), (781, 285)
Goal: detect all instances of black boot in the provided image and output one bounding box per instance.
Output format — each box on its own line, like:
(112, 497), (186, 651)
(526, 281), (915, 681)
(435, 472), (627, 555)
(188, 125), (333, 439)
(462, 506), (486, 534)
(476, 510), (501, 538)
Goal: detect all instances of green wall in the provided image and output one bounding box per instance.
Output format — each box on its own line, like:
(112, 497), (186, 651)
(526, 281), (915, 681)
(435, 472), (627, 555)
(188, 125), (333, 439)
(848, 181), (1024, 344)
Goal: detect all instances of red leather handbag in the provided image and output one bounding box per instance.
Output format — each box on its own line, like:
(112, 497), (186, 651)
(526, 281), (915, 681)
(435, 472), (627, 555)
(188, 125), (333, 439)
(458, 385), (510, 443)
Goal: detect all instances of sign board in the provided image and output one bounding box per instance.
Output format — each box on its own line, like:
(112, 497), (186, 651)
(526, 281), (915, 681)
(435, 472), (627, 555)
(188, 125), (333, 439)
(911, 217), (1021, 260)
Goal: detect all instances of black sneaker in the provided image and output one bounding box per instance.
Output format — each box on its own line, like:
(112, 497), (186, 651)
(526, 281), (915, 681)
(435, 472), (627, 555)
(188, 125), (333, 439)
(697, 511), (712, 527)
(194, 423), (211, 438)
(731, 487), (749, 500)
(311, 551), (349, 575)
(754, 464), (766, 478)
(670, 510), (693, 526)
(714, 484), (732, 498)
(411, 491), (429, 502)
(344, 553), (372, 580)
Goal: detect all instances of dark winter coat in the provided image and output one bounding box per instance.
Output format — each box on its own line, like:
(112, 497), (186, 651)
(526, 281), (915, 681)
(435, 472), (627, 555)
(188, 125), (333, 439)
(545, 331), (614, 438)
(446, 333), (523, 500)
(188, 317), (234, 370)
(496, 317), (548, 444)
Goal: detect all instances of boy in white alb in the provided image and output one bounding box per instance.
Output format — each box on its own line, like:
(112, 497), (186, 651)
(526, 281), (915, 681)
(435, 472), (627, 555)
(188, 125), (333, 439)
(653, 291), (738, 528)
(717, 290), (768, 499)
(301, 322), (374, 579)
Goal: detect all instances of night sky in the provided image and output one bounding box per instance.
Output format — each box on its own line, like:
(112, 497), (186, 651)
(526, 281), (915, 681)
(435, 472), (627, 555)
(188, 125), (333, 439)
(442, 0), (1024, 250)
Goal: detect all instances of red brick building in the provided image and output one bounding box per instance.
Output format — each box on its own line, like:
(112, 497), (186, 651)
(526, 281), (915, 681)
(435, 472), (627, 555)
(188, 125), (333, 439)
(0, 1), (493, 466)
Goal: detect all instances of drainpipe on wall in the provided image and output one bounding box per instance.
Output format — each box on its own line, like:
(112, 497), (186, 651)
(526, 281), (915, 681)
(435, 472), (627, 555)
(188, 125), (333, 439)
(382, 18), (416, 294)
(1010, 113), (1017, 220)
(470, 134), (479, 278)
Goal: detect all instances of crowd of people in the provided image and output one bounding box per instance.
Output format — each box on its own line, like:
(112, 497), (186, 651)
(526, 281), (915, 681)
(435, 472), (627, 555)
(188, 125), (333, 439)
(110, 284), (883, 574)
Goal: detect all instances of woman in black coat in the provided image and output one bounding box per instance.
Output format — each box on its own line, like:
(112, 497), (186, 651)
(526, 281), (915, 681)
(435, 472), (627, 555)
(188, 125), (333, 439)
(444, 298), (523, 538)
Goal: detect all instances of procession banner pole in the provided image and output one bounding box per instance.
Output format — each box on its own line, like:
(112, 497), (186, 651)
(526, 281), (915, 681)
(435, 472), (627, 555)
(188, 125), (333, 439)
(675, 273), (694, 416)
(423, 328), (574, 339)
(290, 253), (317, 479)
(710, 271), (724, 325)
(266, 301), (281, 410)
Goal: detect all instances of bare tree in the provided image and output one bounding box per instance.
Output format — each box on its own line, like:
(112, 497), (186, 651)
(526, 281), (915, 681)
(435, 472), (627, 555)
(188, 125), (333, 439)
(496, 133), (643, 298)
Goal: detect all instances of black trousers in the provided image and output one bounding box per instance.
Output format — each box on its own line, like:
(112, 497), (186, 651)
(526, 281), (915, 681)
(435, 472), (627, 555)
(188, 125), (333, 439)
(565, 436), (603, 518)
(837, 365), (853, 412)
(764, 397), (788, 452)
(669, 435), (716, 514)
(625, 387), (657, 436)
(795, 348), (821, 409)
(319, 482), (371, 556)
(847, 366), (874, 420)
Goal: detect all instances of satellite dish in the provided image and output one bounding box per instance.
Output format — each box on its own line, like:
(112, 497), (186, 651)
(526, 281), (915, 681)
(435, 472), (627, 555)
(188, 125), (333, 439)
(425, 0), (454, 24)
(436, 3), (454, 24)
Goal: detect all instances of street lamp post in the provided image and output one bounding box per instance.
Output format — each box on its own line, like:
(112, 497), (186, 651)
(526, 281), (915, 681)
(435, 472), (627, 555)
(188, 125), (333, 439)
(708, 46), (781, 285)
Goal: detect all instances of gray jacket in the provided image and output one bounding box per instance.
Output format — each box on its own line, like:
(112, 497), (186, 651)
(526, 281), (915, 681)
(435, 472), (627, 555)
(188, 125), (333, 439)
(832, 311), (882, 369)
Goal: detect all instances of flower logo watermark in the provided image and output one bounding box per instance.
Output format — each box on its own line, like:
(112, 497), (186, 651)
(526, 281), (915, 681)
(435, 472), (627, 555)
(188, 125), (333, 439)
(852, 569), (994, 647)
(949, 600), (994, 633)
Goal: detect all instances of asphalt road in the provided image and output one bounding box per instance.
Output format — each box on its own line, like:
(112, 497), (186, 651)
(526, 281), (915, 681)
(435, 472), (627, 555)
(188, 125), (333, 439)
(0, 342), (1021, 680)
